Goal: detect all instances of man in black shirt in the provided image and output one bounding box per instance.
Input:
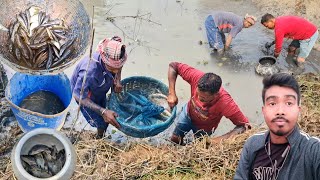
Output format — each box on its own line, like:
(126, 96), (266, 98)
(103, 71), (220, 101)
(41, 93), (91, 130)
(234, 73), (320, 180)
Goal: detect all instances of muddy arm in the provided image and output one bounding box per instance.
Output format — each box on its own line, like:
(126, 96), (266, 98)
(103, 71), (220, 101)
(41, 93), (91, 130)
(224, 34), (233, 50)
(265, 40), (275, 48)
(74, 95), (120, 128)
(167, 62), (179, 108)
(211, 125), (247, 144)
(73, 95), (105, 115)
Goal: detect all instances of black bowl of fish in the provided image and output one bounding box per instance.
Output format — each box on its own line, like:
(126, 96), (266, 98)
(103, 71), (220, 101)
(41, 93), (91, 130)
(11, 128), (76, 179)
(255, 56), (280, 76)
(0, 0), (91, 74)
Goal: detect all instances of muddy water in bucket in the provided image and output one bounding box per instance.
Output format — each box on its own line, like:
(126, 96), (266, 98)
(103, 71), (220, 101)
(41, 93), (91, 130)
(5, 72), (72, 132)
(19, 91), (65, 115)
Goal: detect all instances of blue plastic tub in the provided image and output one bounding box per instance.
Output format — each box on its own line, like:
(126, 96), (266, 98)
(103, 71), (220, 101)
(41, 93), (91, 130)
(5, 72), (72, 132)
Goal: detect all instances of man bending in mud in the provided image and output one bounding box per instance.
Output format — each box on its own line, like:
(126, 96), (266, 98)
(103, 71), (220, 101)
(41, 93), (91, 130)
(71, 36), (127, 139)
(205, 11), (256, 53)
(234, 73), (320, 179)
(167, 62), (250, 145)
(261, 13), (319, 69)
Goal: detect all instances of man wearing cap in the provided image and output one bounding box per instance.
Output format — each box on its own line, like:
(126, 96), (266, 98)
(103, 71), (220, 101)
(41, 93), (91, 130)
(205, 11), (256, 53)
(70, 36), (127, 138)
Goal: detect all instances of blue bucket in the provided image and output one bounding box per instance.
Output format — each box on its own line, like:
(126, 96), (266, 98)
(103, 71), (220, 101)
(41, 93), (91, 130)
(5, 72), (72, 132)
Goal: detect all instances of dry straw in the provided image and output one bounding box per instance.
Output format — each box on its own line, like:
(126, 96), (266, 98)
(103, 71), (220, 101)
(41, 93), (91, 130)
(1, 73), (320, 180)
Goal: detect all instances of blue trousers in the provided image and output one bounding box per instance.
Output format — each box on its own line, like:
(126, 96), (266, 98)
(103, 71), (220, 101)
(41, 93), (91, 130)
(173, 104), (213, 138)
(205, 15), (225, 50)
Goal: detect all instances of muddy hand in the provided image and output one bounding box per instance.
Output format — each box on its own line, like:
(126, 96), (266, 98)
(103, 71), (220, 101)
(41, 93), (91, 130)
(265, 42), (272, 49)
(265, 41), (275, 49)
(167, 94), (178, 109)
(224, 45), (230, 51)
(102, 110), (121, 128)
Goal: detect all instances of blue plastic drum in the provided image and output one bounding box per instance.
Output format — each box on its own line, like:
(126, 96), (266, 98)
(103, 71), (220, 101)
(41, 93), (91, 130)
(5, 72), (72, 132)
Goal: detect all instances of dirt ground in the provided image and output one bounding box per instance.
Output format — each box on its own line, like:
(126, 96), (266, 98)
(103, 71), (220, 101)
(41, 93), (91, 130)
(253, 0), (320, 25)
(253, 0), (320, 46)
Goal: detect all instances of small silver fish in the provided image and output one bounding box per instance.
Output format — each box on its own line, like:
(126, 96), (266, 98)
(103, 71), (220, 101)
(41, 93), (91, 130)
(51, 44), (60, 58)
(47, 160), (60, 175)
(33, 45), (47, 64)
(34, 153), (45, 170)
(46, 44), (53, 69)
(40, 15), (49, 25)
(28, 144), (51, 155)
(148, 93), (168, 100)
(59, 37), (75, 56)
(10, 21), (20, 43)
(35, 51), (48, 68)
(32, 41), (49, 51)
(16, 14), (28, 32)
(42, 151), (53, 161)
(51, 48), (71, 68)
(21, 155), (37, 166)
(29, 165), (52, 178)
(8, 6), (73, 70)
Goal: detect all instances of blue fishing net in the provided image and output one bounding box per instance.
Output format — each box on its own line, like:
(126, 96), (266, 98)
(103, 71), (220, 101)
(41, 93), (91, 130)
(107, 76), (177, 138)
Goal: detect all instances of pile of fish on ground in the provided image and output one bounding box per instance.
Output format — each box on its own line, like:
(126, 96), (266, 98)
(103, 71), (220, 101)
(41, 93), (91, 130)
(8, 6), (74, 70)
(1, 73), (320, 179)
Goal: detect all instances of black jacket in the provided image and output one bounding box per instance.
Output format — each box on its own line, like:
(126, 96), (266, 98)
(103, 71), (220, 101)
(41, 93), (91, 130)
(234, 126), (320, 180)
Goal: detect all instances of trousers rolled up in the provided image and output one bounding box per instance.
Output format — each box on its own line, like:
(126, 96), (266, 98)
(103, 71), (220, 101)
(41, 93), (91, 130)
(205, 15), (225, 50)
(298, 30), (319, 58)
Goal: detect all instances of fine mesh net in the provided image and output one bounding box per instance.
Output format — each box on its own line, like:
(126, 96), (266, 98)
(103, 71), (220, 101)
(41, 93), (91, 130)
(108, 76), (177, 138)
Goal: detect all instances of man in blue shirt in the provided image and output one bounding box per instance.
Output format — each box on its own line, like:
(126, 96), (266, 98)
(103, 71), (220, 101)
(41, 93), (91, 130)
(71, 36), (127, 138)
